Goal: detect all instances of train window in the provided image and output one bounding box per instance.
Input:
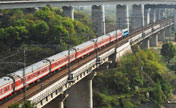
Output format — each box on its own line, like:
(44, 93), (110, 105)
(0, 90), (1, 95)
(2, 88), (4, 93)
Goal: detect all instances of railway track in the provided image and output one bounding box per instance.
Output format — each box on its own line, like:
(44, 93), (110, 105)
(0, 18), (172, 108)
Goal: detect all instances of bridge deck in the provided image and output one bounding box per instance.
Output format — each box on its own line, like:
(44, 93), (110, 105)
(0, 0), (176, 9)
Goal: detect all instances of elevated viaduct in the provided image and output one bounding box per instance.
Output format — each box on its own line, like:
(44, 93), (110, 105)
(0, 0), (176, 108)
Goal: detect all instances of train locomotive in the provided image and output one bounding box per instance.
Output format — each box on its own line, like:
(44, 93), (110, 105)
(0, 28), (129, 101)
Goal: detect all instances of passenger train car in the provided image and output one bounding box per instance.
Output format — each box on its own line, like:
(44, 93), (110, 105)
(0, 28), (130, 100)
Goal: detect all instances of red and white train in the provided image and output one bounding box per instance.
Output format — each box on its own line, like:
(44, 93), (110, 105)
(0, 28), (129, 101)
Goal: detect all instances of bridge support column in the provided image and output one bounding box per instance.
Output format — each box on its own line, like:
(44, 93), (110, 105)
(171, 8), (174, 17)
(150, 34), (158, 47)
(92, 5), (105, 35)
(66, 72), (96, 108)
(150, 8), (156, 23)
(43, 93), (68, 108)
(174, 8), (176, 37)
(144, 6), (150, 26)
(163, 8), (167, 19)
(155, 8), (160, 21)
(116, 5), (129, 29)
(165, 27), (171, 37)
(159, 8), (164, 20)
(166, 8), (169, 18)
(165, 27), (172, 41)
(158, 30), (165, 41)
(140, 38), (150, 49)
(62, 6), (74, 20)
(168, 8), (171, 17)
(131, 4), (144, 30)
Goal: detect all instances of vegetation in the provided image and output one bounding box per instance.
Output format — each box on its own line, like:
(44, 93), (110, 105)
(0, 7), (94, 49)
(8, 100), (35, 108)
(93, 47), (173, 108)
(0, 7), (95, 76)
(161, 42), (176, 63)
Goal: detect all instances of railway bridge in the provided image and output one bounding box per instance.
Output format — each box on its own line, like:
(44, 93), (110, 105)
(0, 0), (176, 108)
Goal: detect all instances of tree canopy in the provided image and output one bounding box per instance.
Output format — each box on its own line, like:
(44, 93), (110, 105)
(94, 48), (172, 108)
(0, 7), (95, 49)
(8, 100), (35, 108)
(0, 7), (95, 76)
(161, 42), (176, 63)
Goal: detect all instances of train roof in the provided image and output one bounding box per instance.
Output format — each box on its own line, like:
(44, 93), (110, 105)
(47, 49), (76, 62)
(11, 60), (47, 78)
(74, 40), (94, 50)
(0, 77), (12, 88)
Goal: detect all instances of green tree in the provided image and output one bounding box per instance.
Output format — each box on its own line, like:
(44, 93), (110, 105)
(8, 103), (20, 108)
(8, 100), (35, 108)
(22, 100), (35, 108)
(31, 20), (49, 43)
(153, 81), (163, 107)
(161, 42), (176, 63)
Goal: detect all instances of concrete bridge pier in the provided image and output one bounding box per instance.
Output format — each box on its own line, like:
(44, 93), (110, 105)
(159, 8), (164, 20)
(163, 8), (167, 18)
(140, 38), (150, 49)
(174, 8), (176, 34)
(62, 6), (74, 20)
(116, 5), (129, 29)
(150, 34), (158, 47)
(149, 8), (156, 23)
(43, 93), (68, 108)
(171, 8), (174, 17)
(166, 8), (169, 18)
(165, 27), (172, 41)
(168, 8), (171, 17)
(155, 8), (160, 21)
(66, 72), (97, 108)
(91, 5), (105, 35)
(165, 27), (171, 37)
(158, 30), (165, 41)
(131, 4), (144, 30)
(144, 6), (150, 26)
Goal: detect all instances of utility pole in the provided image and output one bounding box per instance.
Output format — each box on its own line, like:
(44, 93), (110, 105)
(23, 47), (26, 102)
(67, 32), (74, 82)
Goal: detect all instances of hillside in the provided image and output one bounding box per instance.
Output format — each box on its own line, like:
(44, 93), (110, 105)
(93, 47), (176, 108)
(0, 7), (95, 77)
